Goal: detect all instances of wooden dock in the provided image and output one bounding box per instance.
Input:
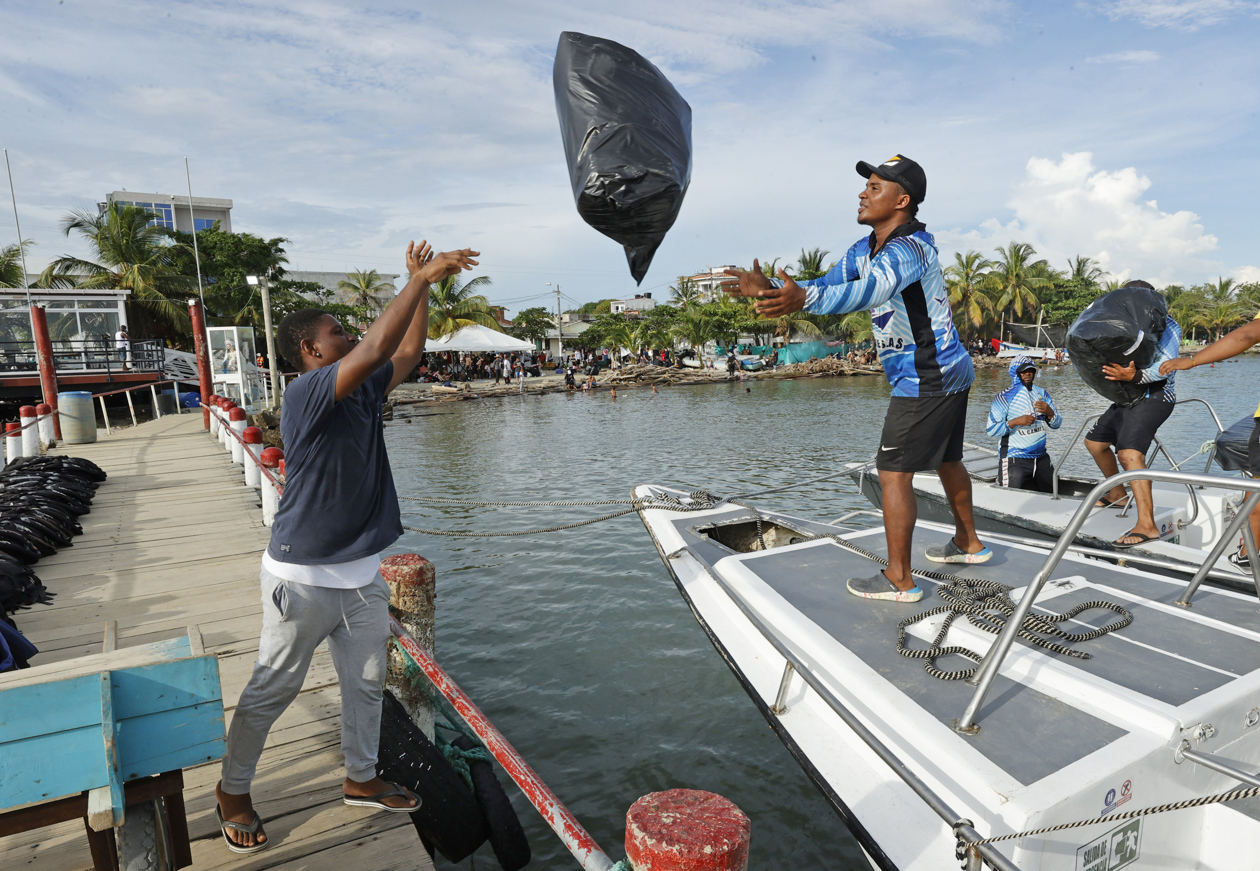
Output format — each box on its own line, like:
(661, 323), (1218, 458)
(0, 413), (436, 871)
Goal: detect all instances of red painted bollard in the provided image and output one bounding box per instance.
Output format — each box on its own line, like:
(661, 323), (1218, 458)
(35, 403), (55, 450)
(625, 789), (751, 871)
(259, 447), (284, 526)
(381, 554), (436, 738)
(228, 407), (247, 464)
(19, 406), (37, 458)
(4, 422), (21, 465)
(242, 426), (263, 489)
(207, 394), (221, 435)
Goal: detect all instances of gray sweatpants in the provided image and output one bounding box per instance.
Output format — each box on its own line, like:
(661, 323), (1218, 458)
(220, 566), (390, 794)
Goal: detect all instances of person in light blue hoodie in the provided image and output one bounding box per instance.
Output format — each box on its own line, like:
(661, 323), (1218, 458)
(986, 357), (1062, 492)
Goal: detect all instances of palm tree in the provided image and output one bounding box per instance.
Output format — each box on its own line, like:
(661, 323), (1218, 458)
(1067, 255), (1107, 285)
(633, 321), (668, 353)
(944, 251), (995, 338)
(670, 308), (714, 362)
(669, 276), (703, 308)
(795, 248), (831, 281)
(604, 321), (637, 358)
(39, 202), (193, 334)
(771, 312), (823, 342)
(338, 269), (395, 317)
(1196, 299), (1244, 341)
(0, 241), (30, 288)
(840, 310), (873, 344)
(1202, 276), (1236, 304)
(1103, 278), (1126, 292)
(990, 242), (1049, 333)
(427, 274), (498, 339)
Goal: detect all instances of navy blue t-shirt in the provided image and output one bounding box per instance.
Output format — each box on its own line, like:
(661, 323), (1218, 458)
(266, 360), (401, 564)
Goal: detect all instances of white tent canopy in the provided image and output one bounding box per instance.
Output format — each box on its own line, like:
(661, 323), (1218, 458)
(427, 324), (533, 353)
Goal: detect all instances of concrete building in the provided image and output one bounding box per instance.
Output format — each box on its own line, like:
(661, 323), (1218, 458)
(104, 191), (234, 234)
(610, 293), (656, 315)
(541, 316), (591, 358)
(684, 267), (737, 303)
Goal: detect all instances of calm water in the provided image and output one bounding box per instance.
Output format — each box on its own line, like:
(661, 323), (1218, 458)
(385, 357), (1259, 871)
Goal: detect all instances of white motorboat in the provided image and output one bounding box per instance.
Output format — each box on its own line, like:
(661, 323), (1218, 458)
(847, 400), (1259, 590)
(635, 468), (1260, 870)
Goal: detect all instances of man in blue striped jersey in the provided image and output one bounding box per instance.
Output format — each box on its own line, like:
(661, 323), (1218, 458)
(723, 155), (991, 604)
(1084, 285), (1183, 548)
(986, 357), (1062, 492)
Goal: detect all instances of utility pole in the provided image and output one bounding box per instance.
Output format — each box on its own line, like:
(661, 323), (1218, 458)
(248, 275), (283, 405)
(547, 282), (563, 360)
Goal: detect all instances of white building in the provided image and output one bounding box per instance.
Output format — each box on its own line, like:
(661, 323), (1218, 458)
(685, 267), (736, 303)
(610, 293), (656, 314)
(104, 191), (234, 234)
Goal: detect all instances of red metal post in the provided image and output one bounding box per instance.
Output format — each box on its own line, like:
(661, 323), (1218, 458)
(625, 790), (751, 871)
(29, 305), (61, 439)
(188, 298), (213, 430)
(389, 616), (614, 871)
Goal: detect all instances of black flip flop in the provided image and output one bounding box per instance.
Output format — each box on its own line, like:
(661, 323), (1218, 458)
(1096, 493), (1131, 509)
(216, 804), (270, 854)
(1114, 530), (1159, 549)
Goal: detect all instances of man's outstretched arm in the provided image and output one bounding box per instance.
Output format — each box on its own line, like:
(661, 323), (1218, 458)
(335, 242), (478, 401)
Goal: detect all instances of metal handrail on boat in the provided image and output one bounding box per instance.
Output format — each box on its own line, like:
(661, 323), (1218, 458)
(665, 546), (1023, 871)
(956, 468), (1260, 735)
(1051, 398), (1226, 500)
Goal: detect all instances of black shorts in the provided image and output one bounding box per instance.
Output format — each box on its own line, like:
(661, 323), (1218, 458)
(1085, 395), (1175, 454)
(998, 454), (1055, 493)
(1248, 418), (1260, 477)
(876, 389), (969, 473)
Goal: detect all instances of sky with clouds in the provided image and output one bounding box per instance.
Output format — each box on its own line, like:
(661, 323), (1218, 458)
(3, 0), (1260, 311)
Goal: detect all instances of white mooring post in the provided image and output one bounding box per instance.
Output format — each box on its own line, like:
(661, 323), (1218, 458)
(35, 403), (55, 450)
(208, 395), (221, 436)
(242, 426), (263, 488)
(260, 448), (283, 526)
(19, 405), (38, 457)
(228, 408), (247, 464)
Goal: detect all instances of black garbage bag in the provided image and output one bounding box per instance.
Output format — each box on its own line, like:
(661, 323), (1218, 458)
(375, 689), (488, 862)
(1215, 415), (1256, 473)
(553, 31), (692, 284)
(1066, 284), (1168, 407)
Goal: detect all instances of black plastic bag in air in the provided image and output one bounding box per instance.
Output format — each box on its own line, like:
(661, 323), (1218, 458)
(553, 31), (692, 284)
(1215, 415), (1256, 472)
(1066, 285), (1168, 407)
(375, 689), (488, 862)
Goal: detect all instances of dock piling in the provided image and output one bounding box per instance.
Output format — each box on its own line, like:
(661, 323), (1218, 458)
(624, 789), (750, 871)
(19, 406), (37, 457)
(35, 403), (54, 449)
(382, 554), (436, 739)
(259, 447), (283, 526)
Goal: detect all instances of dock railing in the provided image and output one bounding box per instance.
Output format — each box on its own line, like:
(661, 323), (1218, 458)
(956, 467), (1260, 735)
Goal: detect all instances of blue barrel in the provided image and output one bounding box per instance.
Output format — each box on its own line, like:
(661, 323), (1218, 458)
(57, 391), (97, 445)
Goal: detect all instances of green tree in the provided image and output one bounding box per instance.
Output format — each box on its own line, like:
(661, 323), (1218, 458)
(337, 269), (395, 317)
(795, 248), (831, 281)
(990, 242), (1050, 328)
(1067, 255), (1107, 284)
(840, 310), (873, 343)
(1196, 298), (1244, 341)
(944, 251), (995, 338)
(40, 202), (193, 339)
(670, 307), (715, 362)
(0, 240), (30, 288)
(670, 276), (703, 308)
(508, 306), (554, 345)
(168, 226), (297, 331)
(427, 274), (497, 339)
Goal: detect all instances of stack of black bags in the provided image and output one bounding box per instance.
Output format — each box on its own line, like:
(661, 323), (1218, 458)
(0, 454), (107, 671)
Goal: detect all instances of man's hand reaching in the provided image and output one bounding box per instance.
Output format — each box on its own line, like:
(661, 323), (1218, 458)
(718, 260), (807, 318)
(416, 247), (480, 285)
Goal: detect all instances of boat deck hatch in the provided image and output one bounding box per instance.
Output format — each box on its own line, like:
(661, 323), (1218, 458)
(697, 518), (810, 553)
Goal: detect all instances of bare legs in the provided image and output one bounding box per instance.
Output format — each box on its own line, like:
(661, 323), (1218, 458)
(1086, 438), (1159, 544)
(879, 461), (984, 590)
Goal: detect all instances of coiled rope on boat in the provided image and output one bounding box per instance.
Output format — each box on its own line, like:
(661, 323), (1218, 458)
(813, 534), (1134, 681)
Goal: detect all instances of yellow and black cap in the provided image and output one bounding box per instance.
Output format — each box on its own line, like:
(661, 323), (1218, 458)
(856, 154), (926, 204)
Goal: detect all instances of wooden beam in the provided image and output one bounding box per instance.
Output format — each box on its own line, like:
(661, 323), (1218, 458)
(87, 672), (123, 831)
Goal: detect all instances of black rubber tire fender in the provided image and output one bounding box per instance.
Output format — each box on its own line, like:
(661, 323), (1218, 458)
(452, 735), (531, 871)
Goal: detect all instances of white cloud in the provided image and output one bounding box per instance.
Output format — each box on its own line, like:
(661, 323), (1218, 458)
(1086, 49), (1161, 63)
(1096, 0), (1256, 30)
(938, 152), (1221, 286)
(1232, 265), (1260, 284)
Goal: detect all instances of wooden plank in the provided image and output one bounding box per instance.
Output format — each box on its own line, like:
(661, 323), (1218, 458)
(101, 621), (116, 654)
(0, 638), (192, 690)
(92, 672), (123, 831)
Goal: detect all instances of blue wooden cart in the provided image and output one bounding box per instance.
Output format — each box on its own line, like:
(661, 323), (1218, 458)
(0, 625), (225, 869)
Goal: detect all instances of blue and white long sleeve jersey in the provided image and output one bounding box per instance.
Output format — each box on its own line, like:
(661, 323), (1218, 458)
(1135, 316), (1182, 402)
(986, 358), (1062, 459)
(784, 221), (974, 397)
